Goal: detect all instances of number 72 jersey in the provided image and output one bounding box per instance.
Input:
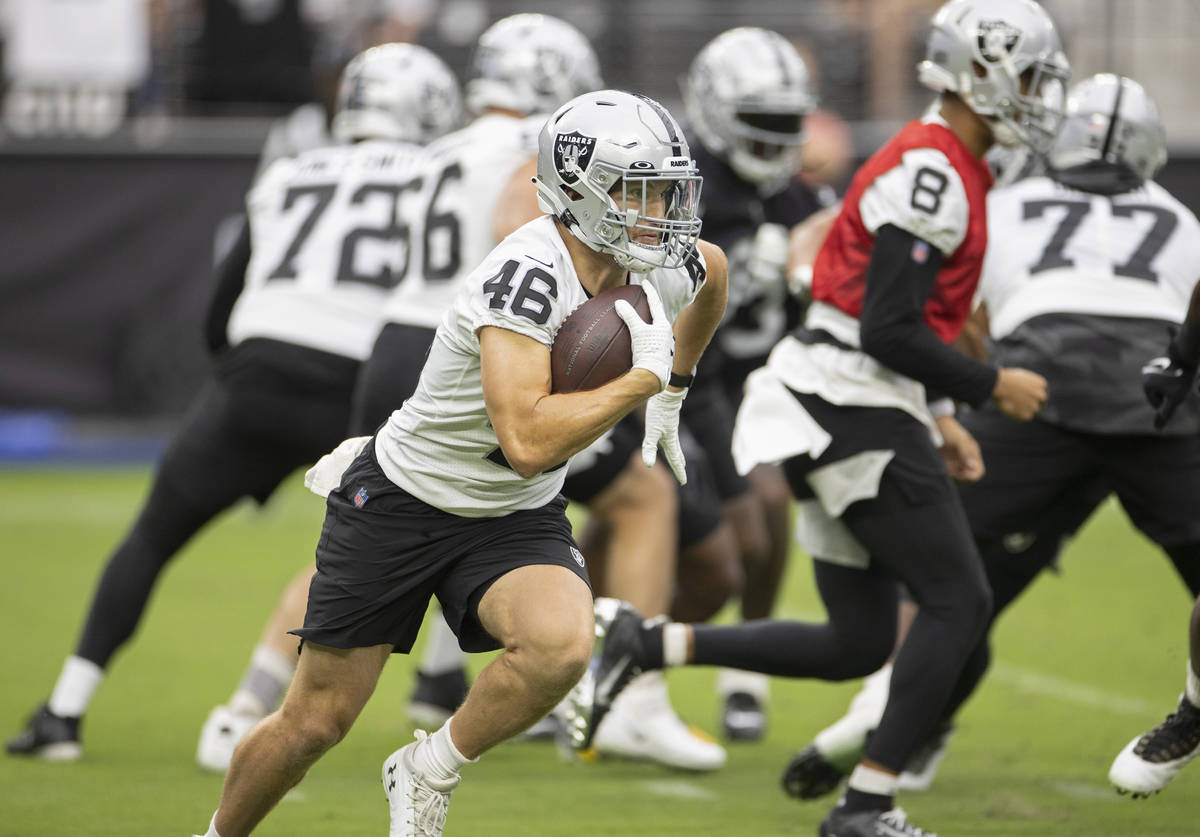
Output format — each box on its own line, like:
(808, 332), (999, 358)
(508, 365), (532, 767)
(229, 139), (433, 361)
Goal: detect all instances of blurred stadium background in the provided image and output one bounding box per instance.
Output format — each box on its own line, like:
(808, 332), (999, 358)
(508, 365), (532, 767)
(1, 0), (1199, 435)
(2, 3), (1199, 834)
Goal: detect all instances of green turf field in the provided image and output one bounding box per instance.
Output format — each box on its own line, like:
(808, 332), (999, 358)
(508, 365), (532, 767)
(0, 466), (1194, 836)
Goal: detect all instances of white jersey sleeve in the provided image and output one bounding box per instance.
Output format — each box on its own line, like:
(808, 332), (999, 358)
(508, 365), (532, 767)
(230, 140), (429, 359)
(373, 216), (704, 517)
(980, 176), (1200, 338)
(858, 148), (970, 255)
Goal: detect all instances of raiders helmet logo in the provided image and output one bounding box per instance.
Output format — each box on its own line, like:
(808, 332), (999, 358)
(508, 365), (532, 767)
(976, 19), (1022, 63)
(554, 132), (596, 183)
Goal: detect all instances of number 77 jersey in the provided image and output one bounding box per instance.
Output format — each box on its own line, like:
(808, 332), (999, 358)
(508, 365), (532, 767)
(230, 139), (431, 361)
(812, 115), (993, 344)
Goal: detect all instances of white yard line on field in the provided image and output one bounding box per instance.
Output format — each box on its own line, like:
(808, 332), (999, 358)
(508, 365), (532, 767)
(640, 779), (718, 800)
(991, 662), (1161, 717)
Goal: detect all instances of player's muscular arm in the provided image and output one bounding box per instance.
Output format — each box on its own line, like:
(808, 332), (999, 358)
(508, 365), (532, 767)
(480, 326), (660, 478)
(491, 157), (542, 242)
(669, 240), (728, 387)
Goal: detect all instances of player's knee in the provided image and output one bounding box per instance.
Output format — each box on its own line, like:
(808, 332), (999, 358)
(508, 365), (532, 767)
(278, 703), (352, 756)
(507, 613), (593, 693)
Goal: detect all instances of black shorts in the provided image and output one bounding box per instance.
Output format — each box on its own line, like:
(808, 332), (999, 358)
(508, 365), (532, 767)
(350, 322), (437, 436)
(958, 406), (1200, 548)
(780, 390), (957, 512)
(680, 373), (750, 501)
(295, 441), (590, 654)
(157, 338), (359, 509)
(562, 415), (723, 549)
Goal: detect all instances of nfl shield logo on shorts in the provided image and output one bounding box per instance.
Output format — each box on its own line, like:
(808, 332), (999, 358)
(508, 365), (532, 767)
(353, 487), (369, 509)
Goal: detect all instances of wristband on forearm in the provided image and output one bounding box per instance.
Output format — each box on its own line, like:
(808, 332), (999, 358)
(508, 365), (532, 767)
(668, 369), (696, 389)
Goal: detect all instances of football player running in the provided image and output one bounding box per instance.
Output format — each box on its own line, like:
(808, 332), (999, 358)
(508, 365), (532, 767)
(675, 25), (833, 741)
(791, 73), (1200, 802)
(189, 89), (726, 837)
(561, 3), (1067, 836)
(197, 13), (730, 774)
(5, 43), (462, 763)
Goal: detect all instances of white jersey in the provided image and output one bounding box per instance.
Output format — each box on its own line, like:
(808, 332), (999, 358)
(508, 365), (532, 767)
(375, 215), (707, 517)
(380, 113), (546, 329)
(229, 139), (429, 360)
(979, 175), (1200, 434)
(980, 176), (1199, 337)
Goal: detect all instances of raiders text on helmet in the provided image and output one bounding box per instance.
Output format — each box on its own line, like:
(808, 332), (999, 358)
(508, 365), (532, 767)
(682, 27), (817, 188)
(535, 90), (703, 273)
(332, 43), (462, 145)
(1048, 73), (1168, 195)
(466, 13), (603, 117)
(917, 0), (1070, 153)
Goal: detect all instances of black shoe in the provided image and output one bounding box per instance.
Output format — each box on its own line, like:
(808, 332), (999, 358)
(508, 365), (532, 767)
(722, 691), (766, 741)
(6, 703), (82, 761)
(819, 806), (938, 837)
(1110, 696), (1200, 798)
(406, 668), (470, 728)
(560, 598), (648, 751)
(782, 744), (847, 800)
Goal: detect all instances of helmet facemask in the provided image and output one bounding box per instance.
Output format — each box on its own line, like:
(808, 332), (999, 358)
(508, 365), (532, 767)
(556, 161), (703, 273)
(983, 55), (1069, 154)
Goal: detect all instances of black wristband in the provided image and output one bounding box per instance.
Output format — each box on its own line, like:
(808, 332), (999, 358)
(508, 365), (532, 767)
(668, 370), (695, 388)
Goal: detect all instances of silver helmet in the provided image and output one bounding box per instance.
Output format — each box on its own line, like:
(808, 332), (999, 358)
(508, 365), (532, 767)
(1048, 73), (1168, 195)
(917, 0), (1070, 153)
(535, 90), (703, 274)
(332, 43), (462, 145)
(466, 13), (603, 117)
(682, 27), (817, 187)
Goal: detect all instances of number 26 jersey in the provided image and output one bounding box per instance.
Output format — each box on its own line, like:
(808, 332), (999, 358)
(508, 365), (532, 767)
(812, 112), (993, 344)
(375, 215), (706, 517)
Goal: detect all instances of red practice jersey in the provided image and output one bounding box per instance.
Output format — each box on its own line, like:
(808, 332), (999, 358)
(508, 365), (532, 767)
(812, 117), (993, 343)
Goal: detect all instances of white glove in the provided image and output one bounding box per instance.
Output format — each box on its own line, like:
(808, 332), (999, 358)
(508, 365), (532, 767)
(643, 387), (687, 484)
(747, 222), (789, 289)
(614, 281), (674, 391)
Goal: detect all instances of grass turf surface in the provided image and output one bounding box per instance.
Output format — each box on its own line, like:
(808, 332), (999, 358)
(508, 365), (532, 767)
(0, 466), (1195, 836)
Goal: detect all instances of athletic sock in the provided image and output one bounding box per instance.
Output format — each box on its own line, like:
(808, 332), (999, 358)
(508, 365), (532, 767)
(415, 717), (476, 782)
(47, 655), (103, 718)
(202, 813), (221, 837)
(228, 645), (296, 718)
(1186, 660), (1200, 710)
(842, 764), (897, 813)
(419, 613), (468, 676)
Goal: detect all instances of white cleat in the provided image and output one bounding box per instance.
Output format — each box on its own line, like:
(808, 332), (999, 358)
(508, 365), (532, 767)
(591, 671), (726, 771)
(1109, 696), (1200, 799)
(383, 730), (460, 837)
(196, 705), (259, 773)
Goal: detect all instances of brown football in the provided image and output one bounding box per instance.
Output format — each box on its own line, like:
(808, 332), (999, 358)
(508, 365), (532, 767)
(551, 284), (651, 394)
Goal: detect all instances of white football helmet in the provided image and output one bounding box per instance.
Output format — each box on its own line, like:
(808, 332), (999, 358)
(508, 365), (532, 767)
(332, 43), (462, 145)
(466, 13), (603, 117)
(682, 27), (817, 187)
(535, 90), (703, 274)
(917, 0), (1070, 153)
(1048, 73), (1167, 195)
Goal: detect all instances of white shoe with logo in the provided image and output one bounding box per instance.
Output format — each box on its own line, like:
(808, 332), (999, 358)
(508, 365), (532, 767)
(196, 705), (259, 772)
(383, 731), (461, 837)
(591, 671), (726, 771)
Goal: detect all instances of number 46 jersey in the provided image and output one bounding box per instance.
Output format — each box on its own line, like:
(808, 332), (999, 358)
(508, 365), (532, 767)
(229, 139), (429, 361)
(375, 215), (706, 518)
(812, 111), (993, 345)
